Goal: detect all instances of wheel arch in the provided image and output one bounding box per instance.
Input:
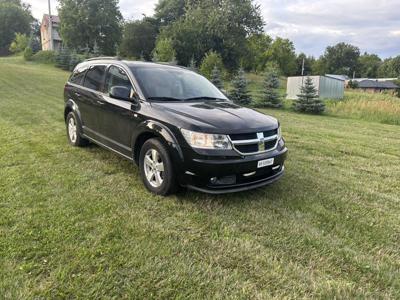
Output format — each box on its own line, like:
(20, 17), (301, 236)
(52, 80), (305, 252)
(132, 121), (184, 165)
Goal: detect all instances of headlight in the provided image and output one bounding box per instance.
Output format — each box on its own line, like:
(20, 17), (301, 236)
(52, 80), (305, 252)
(278, 126), (282, 139)
(181, 129), (232, 150)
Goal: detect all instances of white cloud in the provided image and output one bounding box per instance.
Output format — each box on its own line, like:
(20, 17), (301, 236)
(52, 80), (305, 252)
(26, 0), (400, 58)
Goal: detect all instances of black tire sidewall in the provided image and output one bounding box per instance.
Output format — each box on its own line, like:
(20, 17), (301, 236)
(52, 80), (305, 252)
(66, 111), (85, 147)
(139, 138), (176, 196)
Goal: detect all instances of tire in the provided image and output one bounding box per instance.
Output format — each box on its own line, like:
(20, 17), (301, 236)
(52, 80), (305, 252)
(66, 111), (88, 147)
(139, 138), (178, 196)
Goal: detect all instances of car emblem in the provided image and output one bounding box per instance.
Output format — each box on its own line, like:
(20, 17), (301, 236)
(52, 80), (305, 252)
(257, 132), (265, 152)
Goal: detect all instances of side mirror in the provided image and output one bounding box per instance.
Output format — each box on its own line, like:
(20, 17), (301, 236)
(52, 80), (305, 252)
(110, 86), (133, 102)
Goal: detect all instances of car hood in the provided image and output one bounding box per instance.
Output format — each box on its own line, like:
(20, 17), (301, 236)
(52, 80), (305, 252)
(151, 100), (278, 134)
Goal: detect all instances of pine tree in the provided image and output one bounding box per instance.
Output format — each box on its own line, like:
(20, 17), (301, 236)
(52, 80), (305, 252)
(230, 68), (252, 106)
(293, 77), (325, 114)
(211, 65), (223, 89)
(260, 67), (282, 108)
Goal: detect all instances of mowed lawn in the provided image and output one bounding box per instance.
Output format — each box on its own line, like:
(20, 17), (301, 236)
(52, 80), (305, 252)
(0, 57), (399, 299)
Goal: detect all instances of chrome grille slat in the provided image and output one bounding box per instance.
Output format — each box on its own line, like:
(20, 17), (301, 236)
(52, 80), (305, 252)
(229, 130), (279, 156)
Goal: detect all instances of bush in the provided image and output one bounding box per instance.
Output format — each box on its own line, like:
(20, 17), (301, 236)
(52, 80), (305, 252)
(23, 47), (33, 61)
(200, 51), (224, 79)
(152, 38), (176, 63)
(56, 47), (71, 70)
(31, 51), (56, 64)
(69, 51), (82, 71)
(9, 33), (29, 54)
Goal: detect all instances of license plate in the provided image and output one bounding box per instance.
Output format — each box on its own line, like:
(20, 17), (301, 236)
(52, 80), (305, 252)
(257, 158), (274, 169)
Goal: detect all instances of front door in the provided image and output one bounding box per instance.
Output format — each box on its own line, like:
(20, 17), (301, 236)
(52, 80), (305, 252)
(98, 65), (140, 157)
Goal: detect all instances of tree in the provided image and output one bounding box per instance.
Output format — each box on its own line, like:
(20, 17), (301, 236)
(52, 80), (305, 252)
(321, 42), (360, 76)
(58, 0), (123, 55)
(92, 40), (101, 57)
(293, 77), (325, 114)
(265, 37), (297, 76)
(199, 51), (224, 79)
(69, 50), (82, 71)
(120, 17), (158, 60)
(296, 53), (315, 76)
(259, 67), (282, 108)
(152, 38), (176, 62)
(358, 53), (382, 78)
(210, 65), (223, 90)
(230, 68), (251, 106)
(155, 0), (186, 26)
(243, 33), (272, 72)
(156, 0), (264, 69)
(9, 33), (28, 53)
(0, 0), (32, 55)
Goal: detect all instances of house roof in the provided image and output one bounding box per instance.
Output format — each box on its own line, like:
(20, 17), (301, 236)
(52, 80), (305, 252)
(358, 80), (399, 89)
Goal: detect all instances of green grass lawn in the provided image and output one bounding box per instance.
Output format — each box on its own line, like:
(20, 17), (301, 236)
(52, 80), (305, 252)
(1, 57), (399, 299)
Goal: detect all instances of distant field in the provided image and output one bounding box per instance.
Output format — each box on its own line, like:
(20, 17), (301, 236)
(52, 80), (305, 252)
(1, 57), (399, 299)
(245, 73), (400, 126)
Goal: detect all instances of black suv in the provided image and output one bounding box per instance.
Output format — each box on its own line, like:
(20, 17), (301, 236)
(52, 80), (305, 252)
(64, 58), (288, 195)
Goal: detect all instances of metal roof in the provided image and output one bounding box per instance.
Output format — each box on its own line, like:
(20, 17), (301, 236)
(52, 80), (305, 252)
(358, 80), (399, 89)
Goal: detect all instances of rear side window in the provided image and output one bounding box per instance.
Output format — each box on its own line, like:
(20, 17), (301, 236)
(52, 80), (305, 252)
(83, 65), (106, 91)
(69, 66), (87, 85)
(105, 66), (133, 94)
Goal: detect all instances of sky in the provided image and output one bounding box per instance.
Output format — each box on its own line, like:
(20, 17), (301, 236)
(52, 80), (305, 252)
(28, 0), (400, 59)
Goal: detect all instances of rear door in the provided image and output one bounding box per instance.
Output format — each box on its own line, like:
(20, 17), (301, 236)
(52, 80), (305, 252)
(79, 65), (107, 139)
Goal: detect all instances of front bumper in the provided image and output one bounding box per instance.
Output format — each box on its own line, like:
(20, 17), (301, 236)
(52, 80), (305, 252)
(179, 146), (288, 194)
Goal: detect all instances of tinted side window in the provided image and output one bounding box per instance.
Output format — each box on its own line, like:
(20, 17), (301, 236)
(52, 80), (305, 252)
(83, 65), (106, 91)
(105, 66), (133, 94)
(69, 66), (88, 85)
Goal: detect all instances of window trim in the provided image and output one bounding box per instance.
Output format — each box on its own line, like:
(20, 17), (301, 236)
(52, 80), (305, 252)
(104, 64), (136, 95)
(82, 64), (107, 92)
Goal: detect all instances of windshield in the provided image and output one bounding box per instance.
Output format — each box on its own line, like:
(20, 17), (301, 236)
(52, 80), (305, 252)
(130, 66), (227, 101)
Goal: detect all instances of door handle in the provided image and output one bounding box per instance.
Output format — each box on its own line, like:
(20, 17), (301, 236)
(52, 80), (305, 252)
(96, 100), (105, 105)
(74, 92), (81, 97)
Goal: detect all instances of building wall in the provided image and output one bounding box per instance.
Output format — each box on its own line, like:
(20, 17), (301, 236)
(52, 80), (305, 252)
(286, 76), (344, 100)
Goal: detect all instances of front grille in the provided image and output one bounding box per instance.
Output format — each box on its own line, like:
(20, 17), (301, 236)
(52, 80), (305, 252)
(229, 129), (279, 155)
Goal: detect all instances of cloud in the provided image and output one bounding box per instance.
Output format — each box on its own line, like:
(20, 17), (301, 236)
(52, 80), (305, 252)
(27, 0), (400, 58)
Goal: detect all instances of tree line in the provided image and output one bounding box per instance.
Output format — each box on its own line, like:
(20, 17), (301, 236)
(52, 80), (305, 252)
(1, 0), (399, 79)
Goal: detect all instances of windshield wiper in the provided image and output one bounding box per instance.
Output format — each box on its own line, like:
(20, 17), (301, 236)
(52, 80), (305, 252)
(147, 97), (183, 101)
(184, 96), (226, 101)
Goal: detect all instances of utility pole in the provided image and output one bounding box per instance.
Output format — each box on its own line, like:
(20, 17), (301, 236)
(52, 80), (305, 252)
(301, 58), (305, 76)
(48, 0), (53, 51)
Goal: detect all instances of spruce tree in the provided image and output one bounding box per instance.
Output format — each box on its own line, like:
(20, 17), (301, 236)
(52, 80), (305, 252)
(211, 65), (223, 90)
(260, 67), (282, 108)
(230, 68), (251, 105)
(293, 76), (325, 114)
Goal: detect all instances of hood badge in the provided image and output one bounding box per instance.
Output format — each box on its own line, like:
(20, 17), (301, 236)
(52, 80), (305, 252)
(257, 132), (265, 152)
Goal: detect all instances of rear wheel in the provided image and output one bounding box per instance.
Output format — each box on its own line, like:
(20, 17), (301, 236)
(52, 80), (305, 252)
(139, 138), (178, 196)
(66, 111), (88, 147)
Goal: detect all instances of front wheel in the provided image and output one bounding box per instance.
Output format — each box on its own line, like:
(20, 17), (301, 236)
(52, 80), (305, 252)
(139, 138), (178, 196)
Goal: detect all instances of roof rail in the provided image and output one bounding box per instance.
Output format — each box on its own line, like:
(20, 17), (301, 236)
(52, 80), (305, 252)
(85, 56), (122, 62)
